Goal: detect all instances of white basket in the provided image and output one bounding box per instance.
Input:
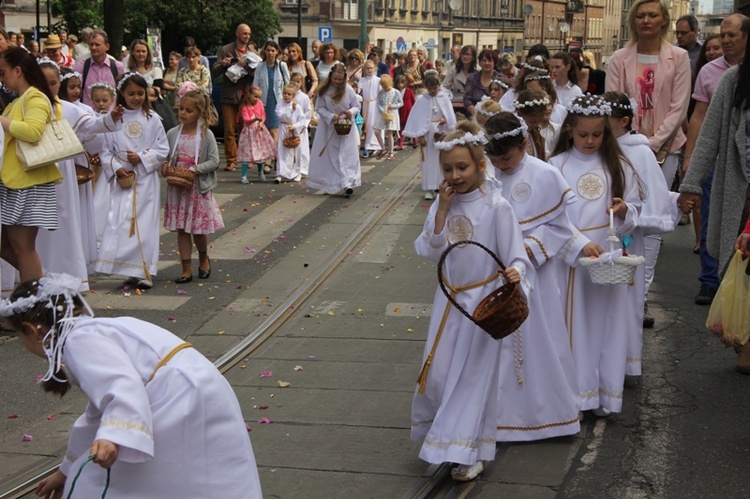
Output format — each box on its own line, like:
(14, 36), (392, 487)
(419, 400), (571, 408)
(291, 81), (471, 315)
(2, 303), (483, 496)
(579, 255), (645, 285)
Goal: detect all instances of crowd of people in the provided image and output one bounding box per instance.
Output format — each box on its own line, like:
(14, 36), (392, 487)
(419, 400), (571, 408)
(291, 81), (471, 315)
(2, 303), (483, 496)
(1, 0), (750, 491)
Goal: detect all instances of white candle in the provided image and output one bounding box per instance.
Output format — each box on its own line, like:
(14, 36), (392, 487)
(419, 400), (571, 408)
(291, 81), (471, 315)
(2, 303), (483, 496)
(609, 208), (614, 230)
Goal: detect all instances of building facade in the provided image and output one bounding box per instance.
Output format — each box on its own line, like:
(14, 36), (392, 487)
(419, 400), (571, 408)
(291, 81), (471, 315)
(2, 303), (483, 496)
(1, 0), (61, 37)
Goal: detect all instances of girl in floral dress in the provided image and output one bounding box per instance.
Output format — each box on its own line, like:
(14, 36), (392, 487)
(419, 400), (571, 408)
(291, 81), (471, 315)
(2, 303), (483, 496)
(163, 90), (224, 283)
(237, 85), (277, 183)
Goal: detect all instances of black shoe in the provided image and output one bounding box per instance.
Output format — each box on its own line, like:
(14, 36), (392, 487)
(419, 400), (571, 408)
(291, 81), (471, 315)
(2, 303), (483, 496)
(175, 275), (193, 284)
(198, 266), (211, 279)
(344, 187), (353, 198)
(643, 303), (654, 328)
(695, 284), (717, 306)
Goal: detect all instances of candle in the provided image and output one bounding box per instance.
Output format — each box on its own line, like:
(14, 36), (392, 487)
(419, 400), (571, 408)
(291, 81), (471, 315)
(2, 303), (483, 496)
(609, 208), (614, 230)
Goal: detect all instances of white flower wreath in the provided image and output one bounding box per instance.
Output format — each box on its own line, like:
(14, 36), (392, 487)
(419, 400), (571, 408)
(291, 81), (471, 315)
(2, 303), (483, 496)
(60, 71), (83, 82)
(567, 95), (612, 116)
(434, 131), (489, 151)
(513, 97), (550, 109)
(524, 74), (551, 82)
(36, 57), (60, 71)
(117, 72), (140, 91)
(0, 273), (94, 384)
(489, 120), (529, 140)
(489, 78), (509, 90)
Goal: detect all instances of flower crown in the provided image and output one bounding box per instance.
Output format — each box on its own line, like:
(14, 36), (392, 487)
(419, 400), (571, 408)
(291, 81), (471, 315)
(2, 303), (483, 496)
(489, 79), (509, 90)
(489, 120), (529, 140)
(567, 94), (612, 116)
(607, 98), (637, 114)
(36, 57), (60, 71)
(520, 62), (548, 74)
(117, 72), (140, 91)
(0, 273), (94, 384)
(476, 97), (501, 118)
(524, 74), (551, 82)
(434, 131), (489, 151)
(89, 82), (116, 95)
(513, 97), (550, 109)
(60, 71), (82, 82)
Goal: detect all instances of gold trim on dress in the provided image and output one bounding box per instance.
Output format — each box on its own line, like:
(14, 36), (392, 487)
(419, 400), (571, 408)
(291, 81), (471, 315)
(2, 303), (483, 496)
(497, 414), (580, 431)
(524, 235), (549, 262)
(424, 436), (497, 450)
(580, 389), (598, 400)
(518, 188), (572, 225)
(599, 387), (623, 399)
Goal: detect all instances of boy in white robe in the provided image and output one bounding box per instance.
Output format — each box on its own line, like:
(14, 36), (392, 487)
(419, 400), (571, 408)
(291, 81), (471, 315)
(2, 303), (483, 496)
(484, 113), (581, 440)
(404, 74), (456, 200)
(289, 74), (312, 176)
(275, 84), (308, 182)
(357, 61), (382, 157)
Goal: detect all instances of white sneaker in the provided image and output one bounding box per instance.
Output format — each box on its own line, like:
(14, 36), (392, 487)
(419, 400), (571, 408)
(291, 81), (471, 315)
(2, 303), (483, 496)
(293, 174), (302, 182)
(136, 278), (153, 290)
(424, 192), (434, 200)
(274, 177), (281, 184)
(240, 176), (249, 184)
(259, 172), (266, 182)
(591, 406), (612, 418)
(451, 461), (484, 481)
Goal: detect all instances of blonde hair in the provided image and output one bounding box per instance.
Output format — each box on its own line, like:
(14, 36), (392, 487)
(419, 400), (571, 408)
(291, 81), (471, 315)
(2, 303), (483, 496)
(290, 73), (304, 85)
(439, 120), (487, 169)
(379, 74), (393, 88)
(475, 99), (502, 126)
(628, 0), (671, 44)
(283, 83), (298, 94)
(181, 90), (218, 126)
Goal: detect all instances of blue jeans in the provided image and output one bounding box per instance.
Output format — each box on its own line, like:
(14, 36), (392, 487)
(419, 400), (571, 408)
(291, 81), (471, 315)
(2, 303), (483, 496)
(699, 169), (720, 290)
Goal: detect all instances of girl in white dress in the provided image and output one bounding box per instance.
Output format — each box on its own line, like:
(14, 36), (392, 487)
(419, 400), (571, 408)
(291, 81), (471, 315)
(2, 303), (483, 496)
(96, 73), (169, 289)
(37, 60), (122, 291)
(548, 94), (643, 417)
(357, 60), (382, 158)
(510, 89), (551, 160)
(372, 75), (403, 160)
(308, 64), (361, 197)
(289, 74), (312, 176)
(87, 83), (117, 244)
(603, 91), (674, 373)
(403, 74), (456, 200)
(483, 112), (581, 440)
(412, 121), (532, 481)
(275, 84), (308, 182)
(0, 274), (262, 499)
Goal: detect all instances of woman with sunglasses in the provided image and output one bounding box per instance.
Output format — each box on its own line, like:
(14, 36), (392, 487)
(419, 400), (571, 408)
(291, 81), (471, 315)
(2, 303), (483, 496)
(346, 49), (365, 87)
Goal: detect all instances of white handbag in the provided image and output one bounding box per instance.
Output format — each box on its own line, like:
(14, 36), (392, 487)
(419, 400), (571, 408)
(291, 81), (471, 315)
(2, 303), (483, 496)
(15, 95), (84, 171)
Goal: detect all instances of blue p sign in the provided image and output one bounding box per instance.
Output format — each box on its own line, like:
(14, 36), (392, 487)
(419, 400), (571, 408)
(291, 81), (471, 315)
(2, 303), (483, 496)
(319, 26), (332, 43)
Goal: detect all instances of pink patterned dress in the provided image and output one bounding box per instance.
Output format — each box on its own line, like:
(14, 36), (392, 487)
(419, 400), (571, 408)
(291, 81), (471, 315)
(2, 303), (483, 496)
(237, 101), (277, 163)
(163, 133), (225, 234)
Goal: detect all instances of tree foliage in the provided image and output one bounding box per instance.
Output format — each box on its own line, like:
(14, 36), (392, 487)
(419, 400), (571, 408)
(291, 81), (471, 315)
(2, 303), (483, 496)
(52, 0), (281, 57)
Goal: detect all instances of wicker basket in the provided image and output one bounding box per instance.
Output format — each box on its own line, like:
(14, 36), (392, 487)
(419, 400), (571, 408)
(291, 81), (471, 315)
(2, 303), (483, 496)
(283, 131), (300, 149)
(164, 165), (195, 188)
(382, 110), (394, 123)
(75, 164), (94, 185)
(116, 171), (136, 189)
(438, 240), (529, 340)
(579, 253), (645, 285)
(334, 120), (352, 135)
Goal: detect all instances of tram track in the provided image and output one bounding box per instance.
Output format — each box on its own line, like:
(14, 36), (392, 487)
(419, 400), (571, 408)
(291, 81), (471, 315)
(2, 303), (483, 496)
(0, 167), (420, 499)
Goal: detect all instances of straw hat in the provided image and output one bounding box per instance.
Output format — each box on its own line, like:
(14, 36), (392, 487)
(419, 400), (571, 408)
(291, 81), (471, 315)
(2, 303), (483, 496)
(44, 34), (63, 50)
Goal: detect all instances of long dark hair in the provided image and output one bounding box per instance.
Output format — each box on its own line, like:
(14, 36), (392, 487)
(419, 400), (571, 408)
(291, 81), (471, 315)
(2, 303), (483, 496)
(692, 34), (720, 89)
(0, 47), (55, 104)
(115, 73), (152, 115)
(552, 52), (579, 86)
(5, 280), (90, 397)
(602, 91), (634, 132)
(550, 95), (630, 199)
(456, 45), (478, 74)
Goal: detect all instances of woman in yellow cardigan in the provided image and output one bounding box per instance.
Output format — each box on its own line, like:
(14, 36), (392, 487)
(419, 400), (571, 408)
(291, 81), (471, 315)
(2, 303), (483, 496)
(0, 47), (62, 281)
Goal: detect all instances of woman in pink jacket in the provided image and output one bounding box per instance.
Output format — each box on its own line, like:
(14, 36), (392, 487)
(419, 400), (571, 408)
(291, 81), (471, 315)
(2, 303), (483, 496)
(605, 0), (691, 329)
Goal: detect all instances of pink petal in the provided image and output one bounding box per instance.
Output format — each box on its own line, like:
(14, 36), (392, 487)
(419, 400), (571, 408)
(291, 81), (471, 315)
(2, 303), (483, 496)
(258, 405), (269, 410)
(177, 289), (186, 295)
(35, 375), (44, 382)
(47, 414), (56, 421)
(246, 424), (252, 431)
(258, 417), (272, 424)
(6, 414), (18, 419)
(260, 370), (273, 378)
(22, 434), (32, 441)
(307, 355), (316, 359)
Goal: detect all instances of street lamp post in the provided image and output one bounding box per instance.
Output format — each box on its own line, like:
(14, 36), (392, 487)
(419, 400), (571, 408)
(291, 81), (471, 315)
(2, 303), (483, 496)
(500, 3), (509, 52)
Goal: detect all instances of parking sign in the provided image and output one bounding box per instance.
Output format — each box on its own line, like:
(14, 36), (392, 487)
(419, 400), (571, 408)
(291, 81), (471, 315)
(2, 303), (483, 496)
(319, 26), (332, 43)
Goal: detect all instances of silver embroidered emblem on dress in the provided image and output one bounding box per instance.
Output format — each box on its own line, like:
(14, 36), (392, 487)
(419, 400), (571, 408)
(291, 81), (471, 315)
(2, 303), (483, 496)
(446, 215), (474, 245)
(512, 182), (532, 203)
(124, 121), (144, 139)
(576, 172), (605, 201)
